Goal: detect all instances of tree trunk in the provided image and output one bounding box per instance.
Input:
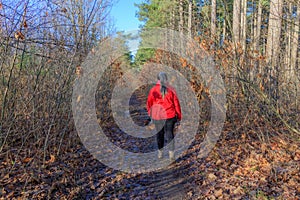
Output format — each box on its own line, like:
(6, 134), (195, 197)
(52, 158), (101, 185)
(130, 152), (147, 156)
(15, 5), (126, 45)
(240, 0), (247, 51)
(188, 0), (193, 38)
(233, 0), (241, 44)
(222, 13), (226, 44)
(211, 0), (217, 38)
(253, 0), (262, 50)
(253, 0), (262, 75)
(232, 0), (242, 85)
(291, 2), (300, 107)
(221, 0), (229, 45)
(179, 0), (184, 34)
(266, 0), (283, 69)
(291, 3), (300, 81)
(266, 0), (283, 102)
(284, 3), (292, 80)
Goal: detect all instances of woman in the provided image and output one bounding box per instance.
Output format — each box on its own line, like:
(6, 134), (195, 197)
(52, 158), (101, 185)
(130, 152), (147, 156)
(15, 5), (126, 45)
(147, 72), (182, 161)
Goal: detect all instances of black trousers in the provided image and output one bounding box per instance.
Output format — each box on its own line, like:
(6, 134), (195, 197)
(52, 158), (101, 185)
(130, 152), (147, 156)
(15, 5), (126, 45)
(153, 117), (177, 151)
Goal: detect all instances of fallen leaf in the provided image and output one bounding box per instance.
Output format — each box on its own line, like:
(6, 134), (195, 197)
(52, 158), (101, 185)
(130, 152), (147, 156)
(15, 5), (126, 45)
(76, 65), (82, 77)
(3, 173), (9, 179)
(77, 95), (82, 103)
(23, 157), (32, 163)
(46, 154), (55, 164)
(208, 173), (217, 181)
(216, 159), (222, 165)
(214, 189), (223, 197)
(233, 186), (244, 195)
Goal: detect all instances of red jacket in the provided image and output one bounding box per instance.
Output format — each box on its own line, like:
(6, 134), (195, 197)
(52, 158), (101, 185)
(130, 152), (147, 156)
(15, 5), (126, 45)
(147, 81), (182, 120)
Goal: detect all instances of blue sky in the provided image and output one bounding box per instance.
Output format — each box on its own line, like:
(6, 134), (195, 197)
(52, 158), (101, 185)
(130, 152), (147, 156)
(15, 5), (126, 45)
(111, 0), (144, 32)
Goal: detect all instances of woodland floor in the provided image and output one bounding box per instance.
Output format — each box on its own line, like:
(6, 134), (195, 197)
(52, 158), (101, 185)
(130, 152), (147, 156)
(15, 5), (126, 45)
(0, 91), (299, 200)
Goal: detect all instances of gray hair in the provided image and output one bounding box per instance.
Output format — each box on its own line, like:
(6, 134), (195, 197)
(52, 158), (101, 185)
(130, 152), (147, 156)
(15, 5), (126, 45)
(157, 72), (168, 98)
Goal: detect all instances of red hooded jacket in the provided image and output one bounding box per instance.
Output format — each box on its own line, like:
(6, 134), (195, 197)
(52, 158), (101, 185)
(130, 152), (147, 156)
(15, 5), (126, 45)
(147, 81), (182, 121)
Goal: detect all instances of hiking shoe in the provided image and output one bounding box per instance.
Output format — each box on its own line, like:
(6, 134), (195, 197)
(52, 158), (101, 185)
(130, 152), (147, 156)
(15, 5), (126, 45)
(169, 151), (175, 161)
(158, 150), (163, 159)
